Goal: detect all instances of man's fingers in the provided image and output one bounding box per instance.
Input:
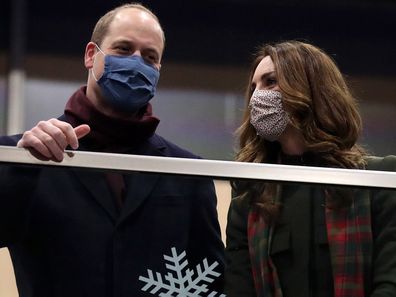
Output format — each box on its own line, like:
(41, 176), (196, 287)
(17, 119), (79, 162)
(17, 120), (91, 162)
(26, 147), (59, 162)
(48, 119), (79, 149)
(36, 120), (69, 151)
(17, 131), (55, 161)
(48, 121), (90, 150)
(33, 127), (66, 161)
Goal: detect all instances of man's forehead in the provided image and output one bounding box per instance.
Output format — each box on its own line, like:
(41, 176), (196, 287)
(106, 8), (164, 48)
(113, 8), (146, 22)
(111, 8), (161, 33)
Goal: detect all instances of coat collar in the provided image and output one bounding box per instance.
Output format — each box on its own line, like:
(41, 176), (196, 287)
(70, 134), (167, 224)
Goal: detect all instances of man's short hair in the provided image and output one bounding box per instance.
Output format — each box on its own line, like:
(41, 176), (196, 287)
(90, 3), (165, 47)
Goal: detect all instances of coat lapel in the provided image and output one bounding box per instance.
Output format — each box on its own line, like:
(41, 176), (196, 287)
(71, 169), (119, 222)
(117, 135), (167, 224)
(118, 173), (160, 224)
(273, 184), (312, 297)
(70, 135), (167, 225)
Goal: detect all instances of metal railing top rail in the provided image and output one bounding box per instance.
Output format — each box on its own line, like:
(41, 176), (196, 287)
(0, 145), (395, 189)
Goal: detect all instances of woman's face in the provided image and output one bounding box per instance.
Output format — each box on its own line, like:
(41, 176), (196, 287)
(251, 56), (306, 156)
(251, 56), (279, 92)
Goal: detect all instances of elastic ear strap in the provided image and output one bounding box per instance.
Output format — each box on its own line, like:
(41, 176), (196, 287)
(91, 43), (105, 82)
(94, 43), (106, 56)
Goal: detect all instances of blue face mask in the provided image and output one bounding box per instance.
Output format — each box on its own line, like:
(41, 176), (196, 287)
(92, 46), (160, 113)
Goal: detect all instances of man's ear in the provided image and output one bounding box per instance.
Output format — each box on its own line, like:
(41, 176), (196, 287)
(84, 42), (97, 69)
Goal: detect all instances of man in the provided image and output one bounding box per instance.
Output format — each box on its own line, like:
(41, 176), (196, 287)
(0, 3), (224, 297)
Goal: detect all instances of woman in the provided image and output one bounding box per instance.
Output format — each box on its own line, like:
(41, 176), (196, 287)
(224, 41), (396, 297)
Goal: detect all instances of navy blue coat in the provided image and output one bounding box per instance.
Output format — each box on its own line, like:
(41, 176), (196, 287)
(0, 128), (225, 297)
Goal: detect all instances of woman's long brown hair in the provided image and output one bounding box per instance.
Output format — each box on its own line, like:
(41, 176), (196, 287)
(234, 41), (367, 222)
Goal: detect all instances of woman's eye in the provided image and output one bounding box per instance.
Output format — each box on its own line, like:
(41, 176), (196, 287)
(267, 78), (277, 86)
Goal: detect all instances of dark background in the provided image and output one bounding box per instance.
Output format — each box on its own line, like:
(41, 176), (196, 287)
(0, 0), (395, 159)
(1, 0), (396, 76)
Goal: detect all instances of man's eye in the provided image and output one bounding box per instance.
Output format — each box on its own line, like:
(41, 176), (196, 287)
(116, 46), (130, 53)
(145, 55), (157, 64)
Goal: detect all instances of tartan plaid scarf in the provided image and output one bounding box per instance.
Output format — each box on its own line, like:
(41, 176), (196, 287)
(247, 190), (372, 297)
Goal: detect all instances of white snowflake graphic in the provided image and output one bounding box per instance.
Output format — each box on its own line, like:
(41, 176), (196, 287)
(139, 247), (225, 297)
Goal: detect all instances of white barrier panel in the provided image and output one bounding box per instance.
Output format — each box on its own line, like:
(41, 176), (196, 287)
(0, 146), (395, 189)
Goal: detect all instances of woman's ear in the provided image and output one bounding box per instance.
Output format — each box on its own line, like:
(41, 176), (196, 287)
(84, 42), (97, 69)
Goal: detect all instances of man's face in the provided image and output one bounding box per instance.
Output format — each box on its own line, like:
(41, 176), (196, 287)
(84, 8), (164, 117)
(94, 8), (164, 76)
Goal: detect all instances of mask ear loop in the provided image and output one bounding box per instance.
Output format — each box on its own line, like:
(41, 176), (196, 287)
(91, 43), (105, 82)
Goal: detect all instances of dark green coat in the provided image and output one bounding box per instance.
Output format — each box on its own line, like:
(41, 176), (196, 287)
(224, 156), (396, 297)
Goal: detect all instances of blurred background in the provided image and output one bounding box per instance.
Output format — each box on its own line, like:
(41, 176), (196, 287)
(0, 0), (395, 160)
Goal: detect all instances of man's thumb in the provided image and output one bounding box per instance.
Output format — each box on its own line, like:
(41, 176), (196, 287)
(74, 124), (91, 139)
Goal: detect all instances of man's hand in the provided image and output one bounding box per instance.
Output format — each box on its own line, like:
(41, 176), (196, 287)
(17, 118), (91, 162)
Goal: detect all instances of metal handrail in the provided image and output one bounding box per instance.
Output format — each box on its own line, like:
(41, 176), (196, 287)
(0, 145), (395, 188)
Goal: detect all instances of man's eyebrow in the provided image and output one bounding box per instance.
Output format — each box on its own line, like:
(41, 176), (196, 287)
(143, 48), (160, 55)
(112, 39), (131, 45)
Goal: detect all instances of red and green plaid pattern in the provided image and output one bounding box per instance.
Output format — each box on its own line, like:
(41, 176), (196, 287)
(326, 195), (372, 297)
(248, 194), (371, 297)
(248, 210), (283, 297)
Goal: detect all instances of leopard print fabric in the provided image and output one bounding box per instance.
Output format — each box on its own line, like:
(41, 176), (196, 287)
(249, 89), (290, 141)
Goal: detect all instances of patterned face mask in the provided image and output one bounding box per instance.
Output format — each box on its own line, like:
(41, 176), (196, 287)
(249, 89), (290, 141)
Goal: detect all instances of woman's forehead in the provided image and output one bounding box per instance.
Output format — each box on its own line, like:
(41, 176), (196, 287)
(252, 56), (275, 80)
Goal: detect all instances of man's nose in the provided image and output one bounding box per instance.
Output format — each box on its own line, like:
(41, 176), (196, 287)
(131, 50), (142, 57)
